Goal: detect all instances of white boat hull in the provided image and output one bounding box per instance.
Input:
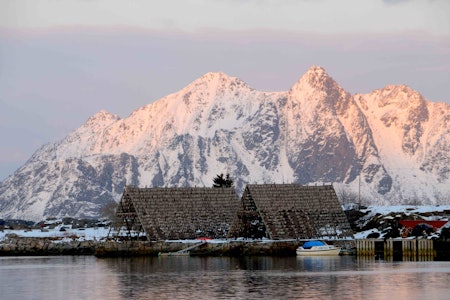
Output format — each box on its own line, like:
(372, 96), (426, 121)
(296, 245), (341, 256)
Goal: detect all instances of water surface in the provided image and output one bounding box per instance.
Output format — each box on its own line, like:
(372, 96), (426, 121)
(0, 256), (449, 299)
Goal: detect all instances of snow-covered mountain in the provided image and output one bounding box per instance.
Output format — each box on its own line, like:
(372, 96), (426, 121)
(1, 66), (449, 221)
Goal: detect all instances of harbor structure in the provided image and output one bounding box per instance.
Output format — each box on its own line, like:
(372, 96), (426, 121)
(113, 183), (353, 242)
(228, 184), (354, 240)
(114, 186), (240, 240)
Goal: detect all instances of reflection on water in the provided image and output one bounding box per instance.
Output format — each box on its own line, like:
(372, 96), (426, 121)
(0, 256), (450, 299)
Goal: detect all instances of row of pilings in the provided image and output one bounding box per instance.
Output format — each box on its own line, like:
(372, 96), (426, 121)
(355, 238), (450, 261)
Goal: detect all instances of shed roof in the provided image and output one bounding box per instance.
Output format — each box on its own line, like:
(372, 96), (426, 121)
(228, 184), (353, 240)
(115, 186), (240, 240)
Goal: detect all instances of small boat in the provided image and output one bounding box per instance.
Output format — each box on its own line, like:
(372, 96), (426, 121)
(339, 247), (356, 256)
(296, 240), (341, 256)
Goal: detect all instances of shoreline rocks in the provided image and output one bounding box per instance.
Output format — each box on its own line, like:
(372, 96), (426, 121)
(0, 236), (97, 256)
(94, 240), (302, 257)
(0, 236), (304, 257)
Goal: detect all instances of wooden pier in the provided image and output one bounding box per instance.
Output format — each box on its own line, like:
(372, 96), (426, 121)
(356, 238), (435, 261)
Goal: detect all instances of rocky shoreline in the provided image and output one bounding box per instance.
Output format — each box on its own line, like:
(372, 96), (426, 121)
(2, 235), (450, 260)
(95, 239), (304, 257)
(0, 235), (97, 256)
(0, 236), (307, 257)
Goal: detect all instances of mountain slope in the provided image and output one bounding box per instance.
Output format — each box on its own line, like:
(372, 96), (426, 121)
(1, 66), (449, 221)
(355, 85), (450, 202)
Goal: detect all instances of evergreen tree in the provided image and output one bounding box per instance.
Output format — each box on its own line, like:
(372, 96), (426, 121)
(212, 173), (234, 188)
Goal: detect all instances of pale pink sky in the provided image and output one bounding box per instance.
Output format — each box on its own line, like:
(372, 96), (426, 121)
(0, 0), (449, 180)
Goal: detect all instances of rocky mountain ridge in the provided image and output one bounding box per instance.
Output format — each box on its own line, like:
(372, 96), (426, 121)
(0, 66), (449, 221)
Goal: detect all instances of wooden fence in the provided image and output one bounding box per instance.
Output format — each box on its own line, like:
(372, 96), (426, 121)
(356, 238), (434, 261)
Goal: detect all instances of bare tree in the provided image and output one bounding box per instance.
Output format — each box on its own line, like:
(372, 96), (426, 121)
(100, 201), (118, 222)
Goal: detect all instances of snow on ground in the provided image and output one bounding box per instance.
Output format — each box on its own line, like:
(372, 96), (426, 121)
(359, 205), (450, 216)
(353, 205), (450, 239)
(358, 205), (450, 224)
(0, 225), (110, 242)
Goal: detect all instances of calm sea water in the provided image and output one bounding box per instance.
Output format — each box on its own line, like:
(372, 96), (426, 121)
(0, 255), (449, 300)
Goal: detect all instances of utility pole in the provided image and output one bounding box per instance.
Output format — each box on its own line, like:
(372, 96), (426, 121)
(358, 174), (361, 210)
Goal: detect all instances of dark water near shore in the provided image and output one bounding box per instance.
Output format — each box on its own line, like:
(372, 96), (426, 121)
(0, 256), (449, 300)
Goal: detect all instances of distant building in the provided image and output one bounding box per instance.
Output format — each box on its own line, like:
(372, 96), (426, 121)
(114, 186), (240, 240)
(228, 184), (353, 240)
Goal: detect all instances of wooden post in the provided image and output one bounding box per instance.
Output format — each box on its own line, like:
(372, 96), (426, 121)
(384, 239), (393, 260)
(369, 239), (375, 256)
(418, 239), (424, 257)
(402, 239), (410, 260)
(356, 239), (376, 257)
(417, 239), (434, 260)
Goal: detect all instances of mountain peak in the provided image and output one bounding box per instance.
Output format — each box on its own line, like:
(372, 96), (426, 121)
(200, 71), (230, 80)
(381, 84), (417, 96)
(187, 71), (253, 92)
(299, 65), (333, 86)
(290, 65), (344, 99)
(305, 65), (327, 77)
(192, 71), (236, 86)
(374, 84), (426, 108)
(85, 110), (120, 127)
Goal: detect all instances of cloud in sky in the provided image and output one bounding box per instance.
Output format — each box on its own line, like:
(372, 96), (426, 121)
(0, 0), (449, 180)
(2, 0), (449, 35)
